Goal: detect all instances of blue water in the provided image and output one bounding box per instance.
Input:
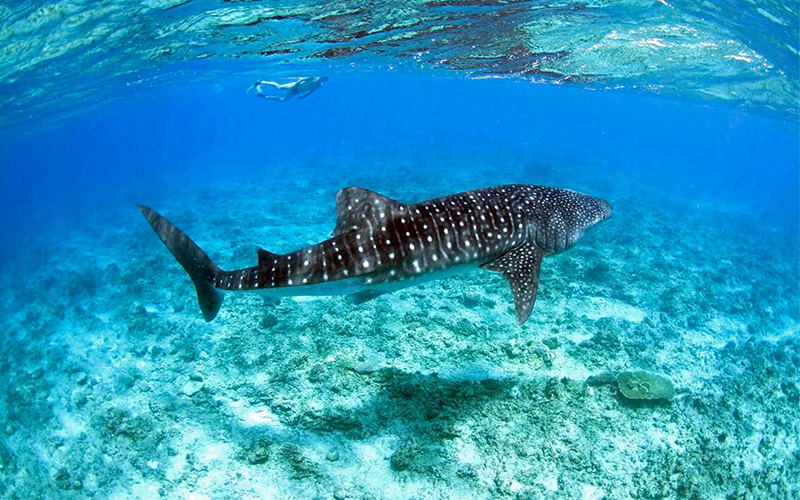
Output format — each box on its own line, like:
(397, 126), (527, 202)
(0, 47), (799, 500)
(3, 66), (798, 237)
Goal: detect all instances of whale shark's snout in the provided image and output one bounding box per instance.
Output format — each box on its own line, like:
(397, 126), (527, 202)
(597, 198), (612, 222)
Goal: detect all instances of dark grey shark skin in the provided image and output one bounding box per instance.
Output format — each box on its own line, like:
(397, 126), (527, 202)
(139, 184), (611, 324)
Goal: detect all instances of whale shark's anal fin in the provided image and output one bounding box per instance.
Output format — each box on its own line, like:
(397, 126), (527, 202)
(333, 187), (404, 237)
(481, 243), (544, 325)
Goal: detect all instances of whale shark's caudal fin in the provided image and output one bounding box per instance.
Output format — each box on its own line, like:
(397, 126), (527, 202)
(138, 205), (224, 322)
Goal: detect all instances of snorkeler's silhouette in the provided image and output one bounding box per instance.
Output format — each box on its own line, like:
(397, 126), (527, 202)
(247, 76), (328, 102)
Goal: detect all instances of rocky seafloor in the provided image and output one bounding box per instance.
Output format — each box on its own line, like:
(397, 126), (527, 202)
(0, 161), (797, 500)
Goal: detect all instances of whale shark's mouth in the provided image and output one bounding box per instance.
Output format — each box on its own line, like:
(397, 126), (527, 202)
(599, 199), (613, 221)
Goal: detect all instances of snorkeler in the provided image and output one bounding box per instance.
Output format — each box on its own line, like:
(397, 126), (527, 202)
(247, 76), (329, 101)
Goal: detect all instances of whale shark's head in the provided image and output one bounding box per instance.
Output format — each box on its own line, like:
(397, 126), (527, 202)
(589, 197), (612, 225)
(562, 188), (612, 231)
(525, 187), (611, 254)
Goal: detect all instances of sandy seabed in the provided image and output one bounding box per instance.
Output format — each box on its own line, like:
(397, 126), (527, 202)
(0, 161), (797, 500)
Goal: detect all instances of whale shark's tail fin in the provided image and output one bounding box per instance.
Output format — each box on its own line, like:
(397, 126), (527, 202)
(139, 205), (224, 322)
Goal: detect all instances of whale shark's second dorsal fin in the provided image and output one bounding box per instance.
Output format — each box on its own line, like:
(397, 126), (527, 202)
(258, 248), (282, 267)
(333, 187), (404, 237)
(481, 242), (545, 325)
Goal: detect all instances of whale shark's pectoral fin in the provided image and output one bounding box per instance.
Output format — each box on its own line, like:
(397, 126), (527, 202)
(333, 187), (404, 237)
(481, 243), (545, 325)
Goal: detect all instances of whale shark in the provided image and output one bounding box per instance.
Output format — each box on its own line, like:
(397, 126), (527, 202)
(139, 184), (611, 324)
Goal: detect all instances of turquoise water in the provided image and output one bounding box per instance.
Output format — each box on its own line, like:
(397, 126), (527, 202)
(1, 2), (799, 499)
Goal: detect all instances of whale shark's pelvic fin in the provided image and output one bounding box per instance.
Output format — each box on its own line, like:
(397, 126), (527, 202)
(332, 187), (404, 237)
(347, 289), (387, 305)
(139, 205), (224, 322)
(481, 243), (544, 325)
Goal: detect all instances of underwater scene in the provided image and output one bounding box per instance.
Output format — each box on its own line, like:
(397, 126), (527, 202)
(0, 1), (799, 499)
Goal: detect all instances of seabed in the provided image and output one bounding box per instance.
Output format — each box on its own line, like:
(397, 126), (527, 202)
(0, 161), (797, 500)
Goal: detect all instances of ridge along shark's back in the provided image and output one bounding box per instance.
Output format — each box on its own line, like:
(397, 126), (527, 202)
(139, 184), (611, 324)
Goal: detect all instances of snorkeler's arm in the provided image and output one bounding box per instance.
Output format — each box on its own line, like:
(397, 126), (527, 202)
(258, 94), (288, 102)
(259, 80), (293, 90)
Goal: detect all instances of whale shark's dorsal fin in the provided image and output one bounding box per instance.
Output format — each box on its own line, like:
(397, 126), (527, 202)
(333, 187), (404, 237)
(481, 242), (545, 325)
